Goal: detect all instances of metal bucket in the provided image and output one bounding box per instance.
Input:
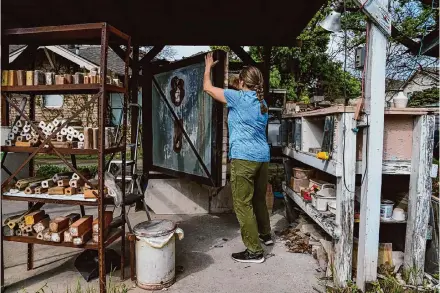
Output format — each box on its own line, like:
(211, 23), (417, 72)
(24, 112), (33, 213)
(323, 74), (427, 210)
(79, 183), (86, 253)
(133, 220), (177, 290)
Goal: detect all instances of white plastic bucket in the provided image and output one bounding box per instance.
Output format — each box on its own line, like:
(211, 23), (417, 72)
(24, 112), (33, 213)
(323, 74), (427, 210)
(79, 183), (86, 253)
(133, 220), (183, 290)
(380, 200), (394, 220)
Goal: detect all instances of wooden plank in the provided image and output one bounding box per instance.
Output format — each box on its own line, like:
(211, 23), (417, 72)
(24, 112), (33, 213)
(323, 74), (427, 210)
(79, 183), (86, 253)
(404, 115), (435, 285)
(282, 147), (340, 176)
(283, 183), (337, 238)
(355, 160), (411, 175)
(334, 113), (356, 286)
(356, 14), (388, 290)
(282, 106), (356, 118)
(384, 108), (439, 115)
(229, 46), (258, 66)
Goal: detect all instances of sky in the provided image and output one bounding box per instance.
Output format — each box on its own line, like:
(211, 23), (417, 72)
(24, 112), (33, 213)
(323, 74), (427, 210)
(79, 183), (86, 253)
(172, 46), (211, 60)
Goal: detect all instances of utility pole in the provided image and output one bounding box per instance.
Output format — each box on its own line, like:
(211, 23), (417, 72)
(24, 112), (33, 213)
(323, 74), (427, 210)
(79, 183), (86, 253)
(355, 0), (390, 291)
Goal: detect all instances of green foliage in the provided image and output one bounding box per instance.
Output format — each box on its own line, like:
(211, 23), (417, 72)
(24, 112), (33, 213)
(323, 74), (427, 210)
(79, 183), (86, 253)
(36, 164), (98, 178)
(408, 87), (439, 107)
(248, 5), (361, 101)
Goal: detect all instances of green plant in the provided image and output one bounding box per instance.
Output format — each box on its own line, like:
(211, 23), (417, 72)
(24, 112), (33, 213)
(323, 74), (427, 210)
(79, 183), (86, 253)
(36, 164), (98, 178)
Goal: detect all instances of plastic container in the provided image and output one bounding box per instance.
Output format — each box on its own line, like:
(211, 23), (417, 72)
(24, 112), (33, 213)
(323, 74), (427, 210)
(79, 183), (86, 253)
(309, 179), (331, 190)
(292, 167), (314, 179)
(133, 220), (184, 290)
(393, 91), (408, 108)
(328, 201), (336, 215)
(312, 193), (336, 211)
(380, 200), (394, 220)
(392, 208), (406, 221)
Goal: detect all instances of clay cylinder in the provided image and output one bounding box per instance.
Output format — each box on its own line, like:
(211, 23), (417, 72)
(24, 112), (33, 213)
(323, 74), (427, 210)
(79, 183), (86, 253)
(73, 72), (84, 84)
(26, 71), (34, 85)
(64, 74), (73, 84)
(45, 72), (55, 85)
(16, 70), (26, 86)
(8, 70), (17, 86)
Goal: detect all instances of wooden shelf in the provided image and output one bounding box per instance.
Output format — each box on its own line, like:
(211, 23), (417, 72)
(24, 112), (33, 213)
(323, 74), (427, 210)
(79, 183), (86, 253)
(1, 145), (125, 155)
(2, 192), (117, 206)
(283, 147), (340, 176)
(4, 229), (123, 249)
(283, 183), (338, 239)
(1, 84), (125, 95)
(282, 105), (355, 118)
(355, 160), (411, 175)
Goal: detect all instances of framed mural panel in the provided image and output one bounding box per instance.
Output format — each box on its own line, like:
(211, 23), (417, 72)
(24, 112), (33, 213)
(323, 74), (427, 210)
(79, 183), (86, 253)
(151, 51), (226, 187)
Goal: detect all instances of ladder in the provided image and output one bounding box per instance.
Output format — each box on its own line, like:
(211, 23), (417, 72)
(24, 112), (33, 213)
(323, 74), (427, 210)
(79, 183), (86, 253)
(108, 103), (151, 233)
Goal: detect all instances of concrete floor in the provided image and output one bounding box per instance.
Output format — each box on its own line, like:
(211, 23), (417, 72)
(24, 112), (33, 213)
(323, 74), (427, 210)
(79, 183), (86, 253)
(2, 201), (322, 293)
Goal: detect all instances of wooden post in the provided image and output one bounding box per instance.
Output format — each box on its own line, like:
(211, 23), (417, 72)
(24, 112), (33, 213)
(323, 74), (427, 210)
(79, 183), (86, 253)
(404, 114), (435, 284)
(141, 67), (152, 188)
(334, 113), (356, 286)
(130, 45), (139, 161)
(356, 2), (389, 289)
(1, 33), (8, 293)
(263, 46), (271, 100)
(98, 23), (109, 293)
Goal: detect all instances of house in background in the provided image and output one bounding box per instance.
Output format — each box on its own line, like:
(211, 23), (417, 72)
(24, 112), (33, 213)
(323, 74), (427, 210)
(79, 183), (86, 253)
(385, 67), (439, 104)
(7, 45), (140, 126)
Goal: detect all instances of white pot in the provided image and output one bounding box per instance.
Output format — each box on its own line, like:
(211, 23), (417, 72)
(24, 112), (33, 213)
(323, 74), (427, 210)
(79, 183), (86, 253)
(393, 92), (408, 108)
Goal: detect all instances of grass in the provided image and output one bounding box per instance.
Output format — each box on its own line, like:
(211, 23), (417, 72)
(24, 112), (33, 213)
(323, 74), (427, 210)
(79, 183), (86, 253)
(324, 265), (438, 293)
(20, 274), (129, 293)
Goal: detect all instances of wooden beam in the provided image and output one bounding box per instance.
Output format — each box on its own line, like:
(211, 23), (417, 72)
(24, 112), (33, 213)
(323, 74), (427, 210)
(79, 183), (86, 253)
(130, 45), (139, 161)
(263, 46), (271, 99)
(109, 44), (133, 68)
(141, 65), (153, 190)
(139, 45), (165, 66)
(229, 46), (258, 67)
(404, 114), (435, 285)
(334, 113), (357, 286)
(356, 7), (389, 288)
(9, 45), (38, 70)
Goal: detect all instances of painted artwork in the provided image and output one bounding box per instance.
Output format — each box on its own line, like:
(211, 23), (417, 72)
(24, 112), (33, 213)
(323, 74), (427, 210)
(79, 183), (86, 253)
(152, 62), (213, 179)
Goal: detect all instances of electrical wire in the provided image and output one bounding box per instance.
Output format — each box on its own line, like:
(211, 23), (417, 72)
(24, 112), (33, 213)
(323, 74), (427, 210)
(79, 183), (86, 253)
(341, 0), (355, 193)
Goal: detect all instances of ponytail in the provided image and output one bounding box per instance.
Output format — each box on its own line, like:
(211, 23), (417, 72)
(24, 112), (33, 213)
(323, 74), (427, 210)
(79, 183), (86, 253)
(239, 66), (268, 114)
(255, 85), (268, 114)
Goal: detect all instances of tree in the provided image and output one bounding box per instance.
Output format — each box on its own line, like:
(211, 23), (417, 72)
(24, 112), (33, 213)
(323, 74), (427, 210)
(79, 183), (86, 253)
(211, 5), (362, 102)
(328, 0), (439, 93)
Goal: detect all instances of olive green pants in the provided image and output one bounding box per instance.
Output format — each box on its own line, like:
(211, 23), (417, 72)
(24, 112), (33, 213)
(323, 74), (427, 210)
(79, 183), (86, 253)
(231, 159), (271, 254)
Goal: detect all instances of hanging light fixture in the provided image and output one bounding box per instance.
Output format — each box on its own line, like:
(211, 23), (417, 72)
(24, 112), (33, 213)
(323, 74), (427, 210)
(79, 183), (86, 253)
(319, 1), (344, 32)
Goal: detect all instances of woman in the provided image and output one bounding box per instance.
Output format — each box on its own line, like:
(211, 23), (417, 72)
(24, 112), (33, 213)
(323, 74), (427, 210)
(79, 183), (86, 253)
(203, 52), (272, 264)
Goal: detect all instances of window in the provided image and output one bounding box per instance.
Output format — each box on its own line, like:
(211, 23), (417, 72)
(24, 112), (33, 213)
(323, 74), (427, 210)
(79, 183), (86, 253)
(43, 94), (64, 108)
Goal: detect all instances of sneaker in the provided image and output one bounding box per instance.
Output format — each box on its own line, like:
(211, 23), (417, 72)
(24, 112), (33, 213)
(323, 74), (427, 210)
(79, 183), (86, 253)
(231, 250), (265, 263)
(259, 234), (274, 246)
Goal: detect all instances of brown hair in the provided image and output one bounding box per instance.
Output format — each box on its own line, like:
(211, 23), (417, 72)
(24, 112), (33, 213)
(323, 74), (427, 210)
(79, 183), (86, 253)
(239, 66), (267, 114)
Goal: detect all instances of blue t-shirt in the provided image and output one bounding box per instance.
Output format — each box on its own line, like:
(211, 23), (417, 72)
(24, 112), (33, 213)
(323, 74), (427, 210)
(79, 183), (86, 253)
(224, 89), (270, 162)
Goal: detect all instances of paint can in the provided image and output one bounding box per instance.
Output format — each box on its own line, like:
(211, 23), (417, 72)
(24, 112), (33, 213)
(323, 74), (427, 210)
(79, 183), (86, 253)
(380, 200), (394, 220)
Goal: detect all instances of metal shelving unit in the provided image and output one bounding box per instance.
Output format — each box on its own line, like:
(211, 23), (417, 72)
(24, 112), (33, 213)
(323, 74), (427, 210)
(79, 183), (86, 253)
(1, 23), (130, 293)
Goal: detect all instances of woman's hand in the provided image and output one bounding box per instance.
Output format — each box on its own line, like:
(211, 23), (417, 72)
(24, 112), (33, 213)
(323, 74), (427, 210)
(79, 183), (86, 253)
(205, 52), (218, 69)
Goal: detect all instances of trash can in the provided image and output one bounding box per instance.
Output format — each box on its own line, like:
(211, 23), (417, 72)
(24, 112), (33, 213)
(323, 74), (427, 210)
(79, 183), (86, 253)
(133, 220), (184, 290)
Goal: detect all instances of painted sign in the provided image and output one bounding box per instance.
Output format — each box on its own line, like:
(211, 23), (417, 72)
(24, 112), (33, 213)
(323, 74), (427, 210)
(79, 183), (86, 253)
(151, 51), (226, 186)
